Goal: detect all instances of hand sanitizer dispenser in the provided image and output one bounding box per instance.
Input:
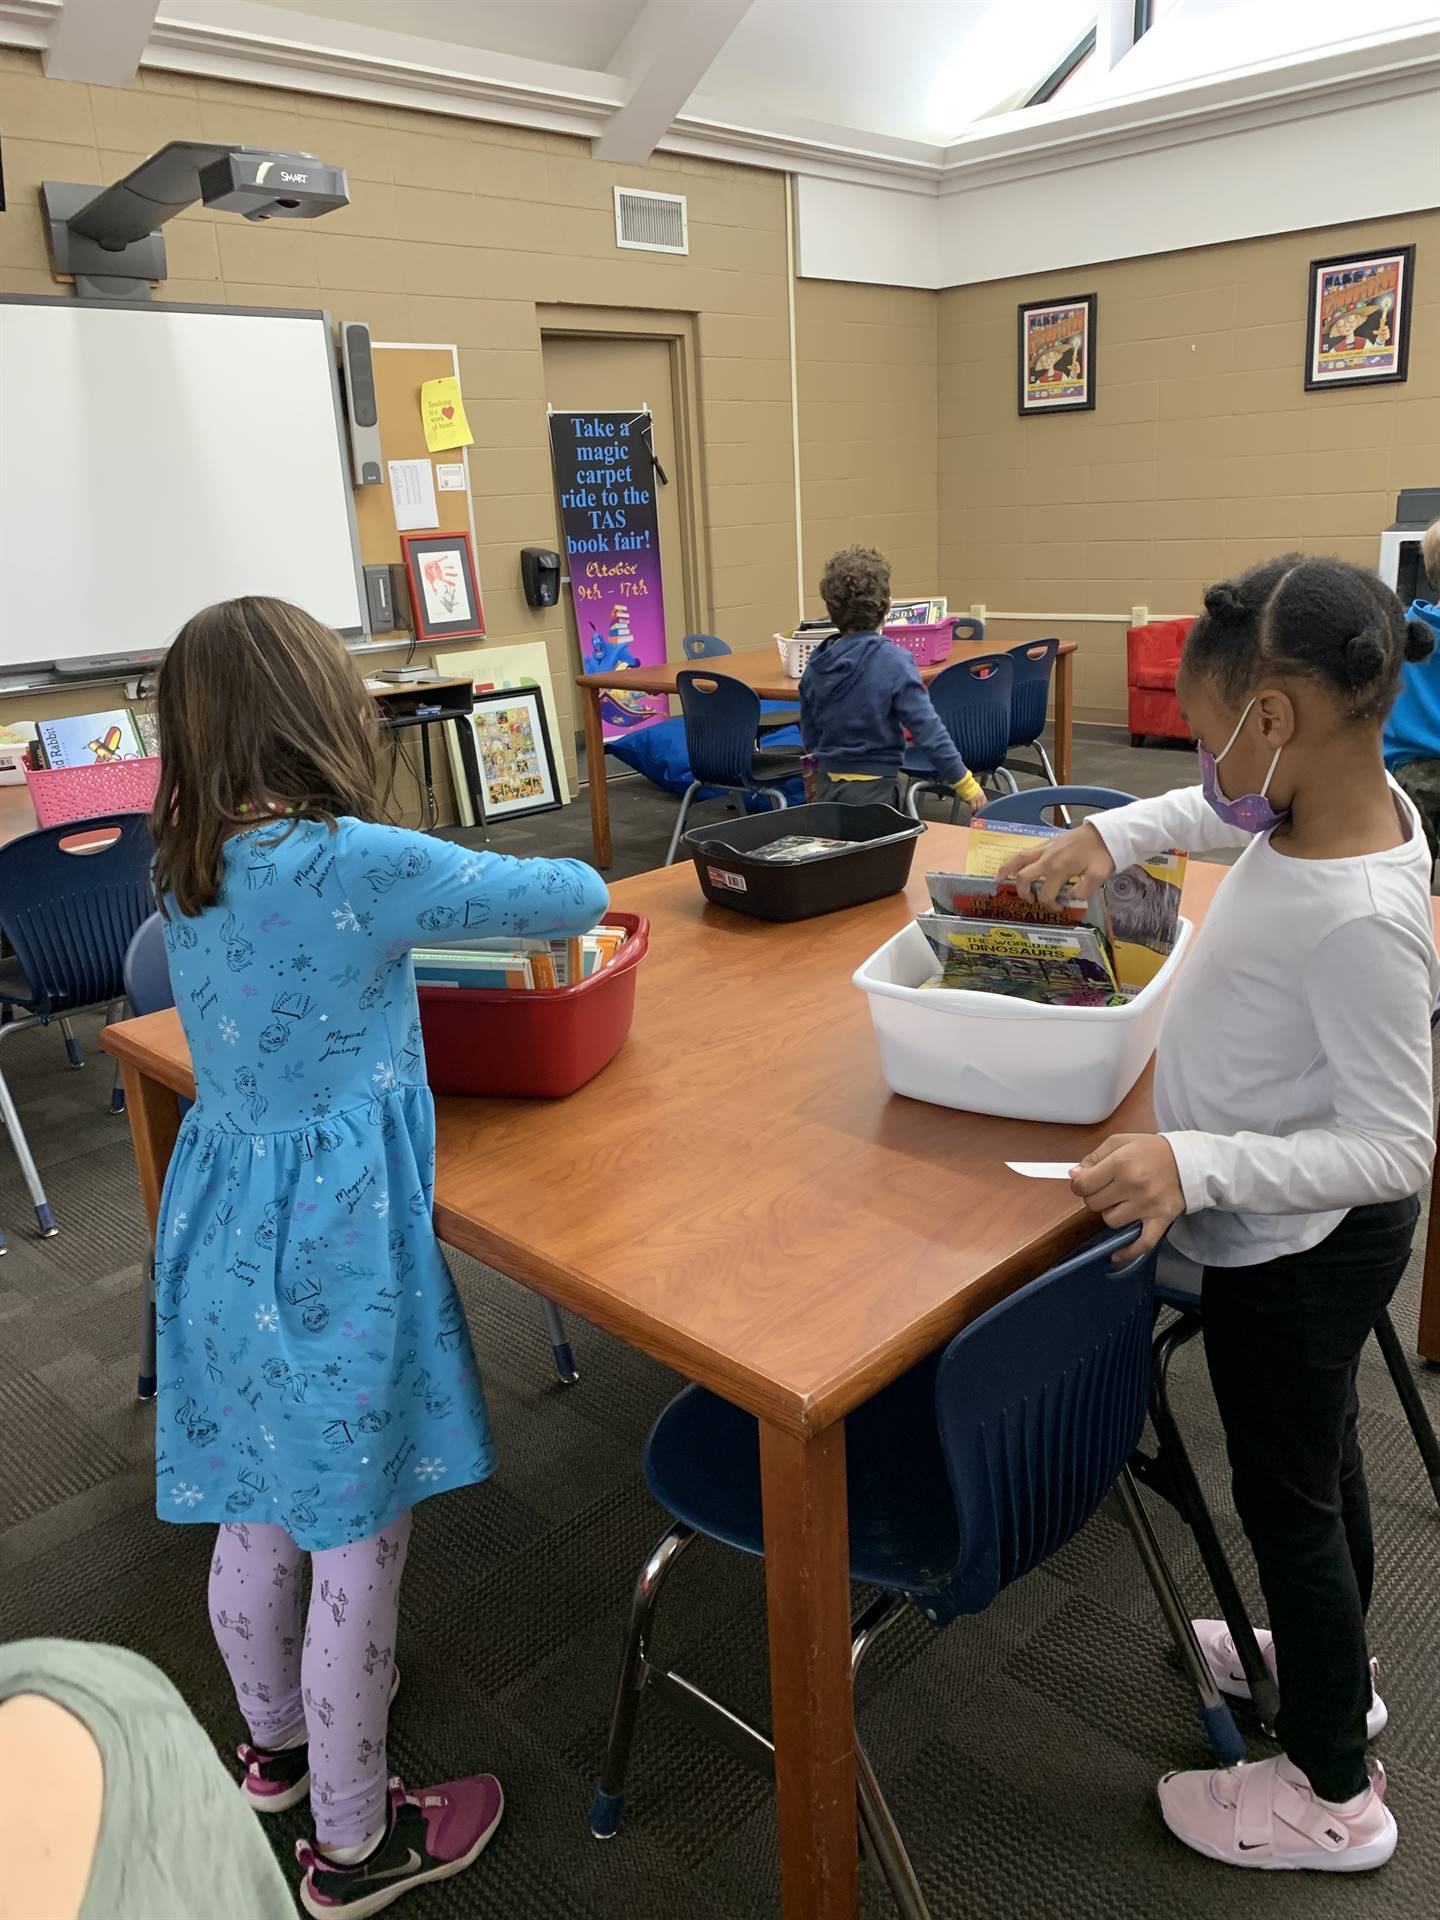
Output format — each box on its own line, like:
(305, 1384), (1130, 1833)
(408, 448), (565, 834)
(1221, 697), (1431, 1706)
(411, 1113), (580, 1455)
(521, 547), (561, 609)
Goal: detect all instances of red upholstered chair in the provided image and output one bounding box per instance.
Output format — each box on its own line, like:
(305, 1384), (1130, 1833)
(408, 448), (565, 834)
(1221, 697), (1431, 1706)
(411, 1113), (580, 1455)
(1127, 617), (1193, 746)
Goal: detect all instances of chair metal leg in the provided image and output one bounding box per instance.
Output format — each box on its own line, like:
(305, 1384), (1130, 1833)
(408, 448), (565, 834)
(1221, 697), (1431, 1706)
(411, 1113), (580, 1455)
(994, 766), (1019, 795)
(590, 1523), (696, 1838)
(59, 1017), (84, 1069)
(664, 782), (701, 866)
(138, 1252), (157, 1400)
(1114, 1467), (1246, 1766)
(904, 782), (922, 820)
(1140, 1314), (1279, 1730)
(106, 999), (126, 1113)
(0, 1050), (56, 1236)
(848, 1593), (932, 1915)
(541, 1298), (578, 1386)
(1036, 742), (1058, 786)
(760, 788), (788, 810)
(1372, 1306), (1440, 1508)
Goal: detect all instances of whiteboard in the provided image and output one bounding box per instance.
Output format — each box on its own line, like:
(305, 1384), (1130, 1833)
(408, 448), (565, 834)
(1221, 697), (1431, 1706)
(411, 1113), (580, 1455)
(0, 299), (366, 671)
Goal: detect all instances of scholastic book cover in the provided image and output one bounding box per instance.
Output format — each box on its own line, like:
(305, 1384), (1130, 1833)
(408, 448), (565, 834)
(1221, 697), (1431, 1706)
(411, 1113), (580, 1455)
(962, 817), (1062, 877)
(916, 914), (1121, 1006)
(36, 708), (144, 770)
(1101, 850), (1187, 994)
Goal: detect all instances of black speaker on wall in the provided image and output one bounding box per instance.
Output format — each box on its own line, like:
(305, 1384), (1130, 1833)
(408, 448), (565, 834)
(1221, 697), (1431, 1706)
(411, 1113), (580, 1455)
(339, 320), (383, 484)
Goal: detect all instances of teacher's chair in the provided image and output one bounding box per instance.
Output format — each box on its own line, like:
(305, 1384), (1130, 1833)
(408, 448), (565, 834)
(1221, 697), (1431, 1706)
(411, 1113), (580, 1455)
(0, 814), (155, 1238)
(589, 1229), (1241, 1916)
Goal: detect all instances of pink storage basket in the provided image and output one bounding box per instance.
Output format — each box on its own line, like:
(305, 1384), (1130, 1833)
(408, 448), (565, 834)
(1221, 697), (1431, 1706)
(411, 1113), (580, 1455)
(23, 755), (160, 828)
(883, 620), (955, 666)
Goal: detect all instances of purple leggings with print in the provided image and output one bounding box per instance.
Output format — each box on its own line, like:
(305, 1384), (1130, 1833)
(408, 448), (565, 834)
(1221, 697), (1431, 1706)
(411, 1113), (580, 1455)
(208, 1513), (412, 1847)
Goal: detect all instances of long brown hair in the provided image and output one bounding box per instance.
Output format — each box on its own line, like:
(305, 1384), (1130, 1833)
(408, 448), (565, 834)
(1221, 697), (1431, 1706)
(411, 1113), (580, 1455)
(151, 596), (381, 917)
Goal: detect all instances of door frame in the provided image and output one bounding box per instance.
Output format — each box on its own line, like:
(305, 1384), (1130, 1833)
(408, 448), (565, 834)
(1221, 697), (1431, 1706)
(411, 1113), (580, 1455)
(538, 307), (711, 655)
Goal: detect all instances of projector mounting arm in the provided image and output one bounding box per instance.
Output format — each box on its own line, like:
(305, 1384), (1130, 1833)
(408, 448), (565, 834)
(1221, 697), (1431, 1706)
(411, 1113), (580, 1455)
(42, 143), (350, 301)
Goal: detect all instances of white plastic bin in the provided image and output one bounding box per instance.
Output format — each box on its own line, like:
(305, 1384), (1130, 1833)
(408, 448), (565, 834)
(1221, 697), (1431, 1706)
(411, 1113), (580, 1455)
(853, 916), (1194, 1124)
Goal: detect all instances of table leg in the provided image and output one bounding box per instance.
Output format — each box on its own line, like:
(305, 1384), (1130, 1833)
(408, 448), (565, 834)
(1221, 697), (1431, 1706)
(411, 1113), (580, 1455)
(583, 684), (613, 868)
(119, 1062), (181, 1246)
(1054, 650), (1074, 784)
(759, 1420), (858, 1920)
(1419, 1108), (1440, 1363)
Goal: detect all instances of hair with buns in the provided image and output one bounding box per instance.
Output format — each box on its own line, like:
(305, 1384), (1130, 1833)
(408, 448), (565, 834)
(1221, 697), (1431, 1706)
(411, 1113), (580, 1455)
(1183, 552), (1432, 725)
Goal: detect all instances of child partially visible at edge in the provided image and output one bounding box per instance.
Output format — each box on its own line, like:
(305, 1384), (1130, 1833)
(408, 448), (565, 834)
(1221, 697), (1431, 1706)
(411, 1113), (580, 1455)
(1001, 555), (1437, 1875)
(1384, 514), (1440, 872)
(799, 545), (985, 813)
(148, 597), (608, 1918)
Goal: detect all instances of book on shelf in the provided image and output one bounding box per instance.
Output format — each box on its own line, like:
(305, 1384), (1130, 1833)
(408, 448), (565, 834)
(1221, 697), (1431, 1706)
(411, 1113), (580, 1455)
(917, 913), (1123, 1006)
(414, 923), (630, 991)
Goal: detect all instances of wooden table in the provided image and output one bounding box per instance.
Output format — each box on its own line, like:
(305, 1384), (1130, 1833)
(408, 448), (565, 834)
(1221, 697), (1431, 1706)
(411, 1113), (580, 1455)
(576, 638), (1079, 868)
(103, 822), (1209, 1918)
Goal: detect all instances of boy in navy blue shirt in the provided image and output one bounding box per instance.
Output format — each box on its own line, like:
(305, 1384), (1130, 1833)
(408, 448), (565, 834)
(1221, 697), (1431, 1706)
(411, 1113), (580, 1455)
(799, 546), (984, 811)
(1384, 517), (1440, 867)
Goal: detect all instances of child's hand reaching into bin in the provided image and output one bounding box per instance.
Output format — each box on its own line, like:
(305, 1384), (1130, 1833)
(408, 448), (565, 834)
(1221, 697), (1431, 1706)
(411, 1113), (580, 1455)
(996, 820), (1115, 905)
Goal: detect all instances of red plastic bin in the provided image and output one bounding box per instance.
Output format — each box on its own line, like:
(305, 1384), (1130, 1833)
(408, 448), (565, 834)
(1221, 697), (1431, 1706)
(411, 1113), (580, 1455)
(416, 911), (649, 1098)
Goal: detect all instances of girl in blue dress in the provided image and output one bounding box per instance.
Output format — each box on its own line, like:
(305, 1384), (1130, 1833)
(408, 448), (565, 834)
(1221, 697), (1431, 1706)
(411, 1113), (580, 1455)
(148, 596), (608, 1916)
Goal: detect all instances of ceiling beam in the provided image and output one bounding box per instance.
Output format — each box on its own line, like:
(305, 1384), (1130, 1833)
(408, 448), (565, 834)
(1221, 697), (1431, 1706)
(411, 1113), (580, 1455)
(594, 0), (757, 165)
(44, 0), (163, 87)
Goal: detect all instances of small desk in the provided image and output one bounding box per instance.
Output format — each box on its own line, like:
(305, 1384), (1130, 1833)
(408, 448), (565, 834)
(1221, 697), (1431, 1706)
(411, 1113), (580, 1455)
(103, 824), (1210, 1920)
(366, 676), (485, 837)
(577, 638), (1079, 868)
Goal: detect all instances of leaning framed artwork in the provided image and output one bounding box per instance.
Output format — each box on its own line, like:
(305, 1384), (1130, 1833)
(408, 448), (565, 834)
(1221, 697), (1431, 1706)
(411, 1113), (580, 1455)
(1305, 245), (1414, 391)
(399, 530), (485, 643)
(469, 684), (562, 821)
(1018, 293), (1096, 415)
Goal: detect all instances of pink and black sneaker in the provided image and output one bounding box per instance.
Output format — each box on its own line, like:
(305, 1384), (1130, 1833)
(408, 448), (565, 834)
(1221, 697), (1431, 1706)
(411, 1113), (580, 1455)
(296, 1774), (504, 1919)
(241, 1665), (401, 1815)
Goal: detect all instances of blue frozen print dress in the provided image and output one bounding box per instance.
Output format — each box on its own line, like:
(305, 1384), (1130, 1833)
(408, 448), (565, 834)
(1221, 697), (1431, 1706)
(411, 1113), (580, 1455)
(154, 819), (608, 1549)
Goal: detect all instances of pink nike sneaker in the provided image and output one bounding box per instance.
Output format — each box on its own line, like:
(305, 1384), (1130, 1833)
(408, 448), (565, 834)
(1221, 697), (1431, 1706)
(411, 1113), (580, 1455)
(297, 1774), (503, 1918)
(1192, 1620), (1387, 1739)
(1159, 1755), (1395, 1872)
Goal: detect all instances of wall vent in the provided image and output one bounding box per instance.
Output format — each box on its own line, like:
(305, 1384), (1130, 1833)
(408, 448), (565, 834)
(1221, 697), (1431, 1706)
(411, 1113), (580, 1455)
(614, 186), (688, 255)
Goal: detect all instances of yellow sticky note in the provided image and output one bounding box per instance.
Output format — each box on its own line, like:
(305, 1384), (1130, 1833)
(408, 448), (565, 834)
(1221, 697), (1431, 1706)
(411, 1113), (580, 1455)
(420, 375), (473, 452)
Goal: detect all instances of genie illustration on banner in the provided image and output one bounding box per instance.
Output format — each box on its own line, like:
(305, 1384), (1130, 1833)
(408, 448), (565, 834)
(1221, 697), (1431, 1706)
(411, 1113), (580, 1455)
(548, 409), (669, 738)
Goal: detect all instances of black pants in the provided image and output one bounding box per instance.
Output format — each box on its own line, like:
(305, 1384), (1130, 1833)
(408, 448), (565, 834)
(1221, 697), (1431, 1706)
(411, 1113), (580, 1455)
(811, 773), (903, 810)
(1202, 1196), (1419, 1801)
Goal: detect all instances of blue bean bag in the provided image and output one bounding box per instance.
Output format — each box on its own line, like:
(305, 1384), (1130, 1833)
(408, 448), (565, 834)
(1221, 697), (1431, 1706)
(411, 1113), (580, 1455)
(605, 715), (805, 808)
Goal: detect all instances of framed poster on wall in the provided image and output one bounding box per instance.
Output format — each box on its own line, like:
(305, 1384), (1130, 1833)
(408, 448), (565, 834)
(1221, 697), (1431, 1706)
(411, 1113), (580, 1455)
(1017, 294), (1096, 415)
(399, 529), (485, 642)
(1305, 245), (1414, 391)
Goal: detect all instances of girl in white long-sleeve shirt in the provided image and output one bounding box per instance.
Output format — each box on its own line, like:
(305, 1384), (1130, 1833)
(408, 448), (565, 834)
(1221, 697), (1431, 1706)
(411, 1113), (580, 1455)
(1005, 553), (1437, 1875)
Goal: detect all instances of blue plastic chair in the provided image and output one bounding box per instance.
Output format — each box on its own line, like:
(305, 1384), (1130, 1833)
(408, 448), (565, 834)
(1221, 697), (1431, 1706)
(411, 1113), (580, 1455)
(665, 671), (804, 865)
(589, 1230), (1242, 1911)
(981, 784), (1136, 826)
(902, 652), (1014, 821)
(0, 813), (155, 1236)
(1003, 638), (1060, 786)
(682, 633), (800, 731)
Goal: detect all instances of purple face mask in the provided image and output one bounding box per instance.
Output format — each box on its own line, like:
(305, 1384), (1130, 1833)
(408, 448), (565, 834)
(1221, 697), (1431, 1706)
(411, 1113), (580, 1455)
(1197, 699), (1290, 833)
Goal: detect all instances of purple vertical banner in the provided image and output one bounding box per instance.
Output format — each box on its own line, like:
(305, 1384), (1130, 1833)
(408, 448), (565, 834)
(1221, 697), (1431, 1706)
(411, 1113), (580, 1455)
(548, 409), (669, 738)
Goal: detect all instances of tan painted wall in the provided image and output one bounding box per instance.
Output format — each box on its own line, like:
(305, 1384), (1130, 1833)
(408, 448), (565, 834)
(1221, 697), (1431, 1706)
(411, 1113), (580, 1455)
(938, 213), (1440, 723)
(794, 278), (938, 618)
(0, 48), (808, 813)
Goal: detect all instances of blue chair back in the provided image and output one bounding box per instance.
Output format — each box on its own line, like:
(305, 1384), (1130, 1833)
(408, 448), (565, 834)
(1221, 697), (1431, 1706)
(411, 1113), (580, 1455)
(1005, 638), (1059, 750)
(124, 911), (174, 1015)
(676, 670), (767, 790)
(928, 1229), (1154, 1623)
(951, 615), (986, 646)
(0, 814), (155, 1015)
(981, 784), (1135, 826)
(924, 652), (1014, 780)
(682, 633), (732, 660)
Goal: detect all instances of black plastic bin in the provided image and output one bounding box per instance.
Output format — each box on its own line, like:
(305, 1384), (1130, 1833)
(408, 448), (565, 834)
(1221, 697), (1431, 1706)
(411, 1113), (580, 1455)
(684, 802), (925, 922)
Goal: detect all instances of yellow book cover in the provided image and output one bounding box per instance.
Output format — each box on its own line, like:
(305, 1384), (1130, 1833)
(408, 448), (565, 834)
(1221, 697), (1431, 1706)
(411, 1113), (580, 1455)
(1102, 850), (1187, 993)
(962, 818), (1058, 878)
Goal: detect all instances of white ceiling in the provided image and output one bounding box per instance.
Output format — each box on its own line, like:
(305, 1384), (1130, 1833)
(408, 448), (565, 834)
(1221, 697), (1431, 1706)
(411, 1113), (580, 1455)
(13, 0), (1440, 182)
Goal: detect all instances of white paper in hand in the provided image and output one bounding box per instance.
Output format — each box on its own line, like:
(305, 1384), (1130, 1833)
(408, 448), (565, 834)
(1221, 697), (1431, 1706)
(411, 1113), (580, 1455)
(1005, 1161), (1074, 1180)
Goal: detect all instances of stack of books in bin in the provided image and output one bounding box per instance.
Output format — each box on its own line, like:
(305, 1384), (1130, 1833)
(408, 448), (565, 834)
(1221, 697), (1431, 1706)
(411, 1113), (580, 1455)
(413, 924), (628, 991)
(917, 818), (1186, 1008)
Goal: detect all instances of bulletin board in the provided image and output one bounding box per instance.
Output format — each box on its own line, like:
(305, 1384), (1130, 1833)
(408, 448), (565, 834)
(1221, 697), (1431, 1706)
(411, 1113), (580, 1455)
(353, 342), (481, 638)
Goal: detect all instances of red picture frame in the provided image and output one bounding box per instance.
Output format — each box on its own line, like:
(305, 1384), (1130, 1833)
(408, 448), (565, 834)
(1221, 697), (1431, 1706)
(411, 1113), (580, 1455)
(399, 530), (485, 643)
